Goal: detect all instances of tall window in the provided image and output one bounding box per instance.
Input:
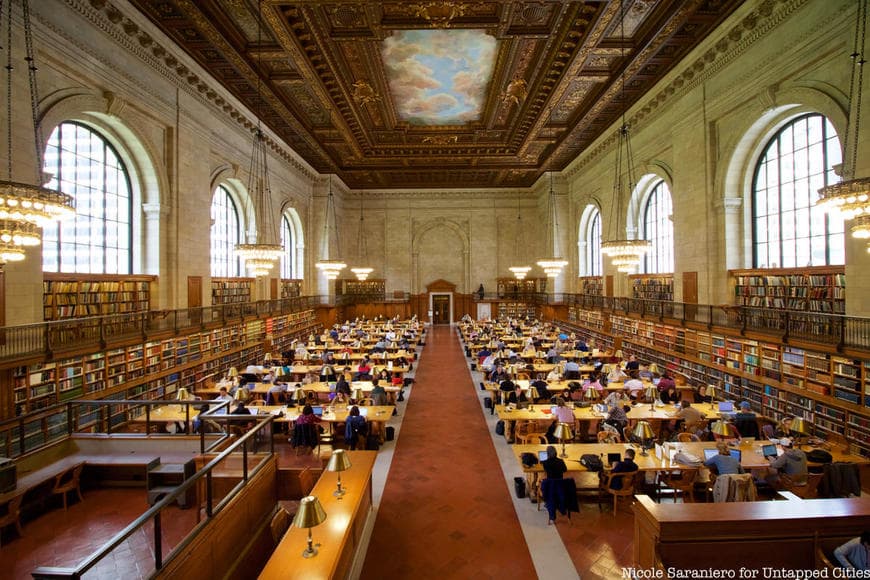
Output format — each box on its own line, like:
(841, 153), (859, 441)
(280, 213), (296, 279)
(210, 185), (241, 277)
(584, 208), (601, 276)
(42, 122), (132, 273)
(642, 180), (674, 273)
(752, 114), (844, 268)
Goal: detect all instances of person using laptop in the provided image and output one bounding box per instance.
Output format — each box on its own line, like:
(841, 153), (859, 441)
(551, 398), (575, 424)
(767, 438), (808, 487)
(605, 449), (638, 490)
(671, 399), (706, 435)
(704, 441), (744, 475)
(694, 385), (712, 404)
(734, 401), (760, 438)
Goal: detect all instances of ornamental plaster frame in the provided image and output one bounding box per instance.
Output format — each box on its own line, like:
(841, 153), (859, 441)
(410, 218), (470, 295)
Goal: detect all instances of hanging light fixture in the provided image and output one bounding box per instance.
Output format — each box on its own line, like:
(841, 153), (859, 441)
(0, 0), (75, 265)
(536, 128), (568, 278)
(350, 194), (373, 281)
(508, 192), (531, 280)
(234, 0), (283, 276)
(600, 0), (651, 273)
(816, 0), (870, 242)
(315, 173), (346, 280)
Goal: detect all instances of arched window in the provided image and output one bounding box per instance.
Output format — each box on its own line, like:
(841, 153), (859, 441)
(210, 185), (241, 277)
(642, 181), (674, 273)
(42, 122), (132, 273)
(280, 213), (296, 279)
(584, 208), (601, 276)
(752, 114), (844, 267)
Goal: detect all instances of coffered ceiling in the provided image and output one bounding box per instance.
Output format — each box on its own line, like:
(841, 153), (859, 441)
(128, 0), (743, 189)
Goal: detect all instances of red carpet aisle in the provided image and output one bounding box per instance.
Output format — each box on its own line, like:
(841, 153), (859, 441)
(360, 326), (537, 578)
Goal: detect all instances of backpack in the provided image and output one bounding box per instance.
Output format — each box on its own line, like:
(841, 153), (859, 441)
(580, 453), (604, 472)
(495, 420), (505, 436)
(807, 449), (833, 464)
(520, 452), (539, 468)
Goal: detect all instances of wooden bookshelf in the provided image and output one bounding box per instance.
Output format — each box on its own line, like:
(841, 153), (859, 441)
(281, 279), (303, 298)
(730, 266), (845, 314)
(496, 278), (546, 297)
(8, 309), (318, 416)
(43, 273), (155, 321)
(578, 276), (603, 296)
(336, 279), (385, 297)
(629, 274), (673, 301)
(211, 278), (253, 305)
(498, 302), (537, 320)
(564, 305), (870, 457)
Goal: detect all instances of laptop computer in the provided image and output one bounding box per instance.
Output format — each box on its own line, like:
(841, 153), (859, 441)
(703, 448), (718, 461)
(729, 449), (742, 462)
(607, 452), (622, 466)
(538, 450), (548, 462)
(718, 401), (734, 413)
(312, 406), (324, 417)
(762, 444), (778, 459)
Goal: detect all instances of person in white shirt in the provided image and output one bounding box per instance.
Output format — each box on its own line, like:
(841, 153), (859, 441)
(623, 375), (645, 398)
(212, 387), (233, 414)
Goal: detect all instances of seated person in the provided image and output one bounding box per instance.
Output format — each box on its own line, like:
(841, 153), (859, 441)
(334, 375), (351, 397)
(507, 384), (529, 406)
(344, 405), (367, 449)
(490, 364), (510, 383)
(768, 438), (808, 486)
(624, 355), (640, 372)
(369, 380), (389, 406)
(605, 448), (638, 490)
(606, 365), (628, 383)
(551, 398), (575, 424)
(546, 367), (562, 382)
(531, 377), (550, 401)
(694, 384), (712, 404)
(671, 399), (706, 433)
(623, 372), (645, 398)
(213, 386), (233, 405)
(637, 364), (654, 381)
(603, 388), (630, 409)
(563, 360), (581, 380)
(192, 404), (214, 434)
(704, 441), (744, 475)
(660, 385), (680, 405)
(356, 360), (372, 380)
(734, 401), (760, 438)
(833, 531), (870, 570)
(657, 371), (676, 392)
(265, 382), (287, 406)
(586, 372), (605, 393)
(604, 403), (628, 439)
(296, 403), (321, 427)
(774, 415), (795, 438)
(331, 391), (349, 411)
(574, 339), (589, 352)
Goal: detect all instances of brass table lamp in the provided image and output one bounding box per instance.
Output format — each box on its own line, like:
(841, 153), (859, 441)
(327, 449), (353, 498)
(293, 495), (327, 558)
(632, 420), (655, 456)
(553, 422), (573, 458)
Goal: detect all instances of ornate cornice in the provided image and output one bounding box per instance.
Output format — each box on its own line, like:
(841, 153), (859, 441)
(44, 0), (318, 182)
(566, 0), (823, 179)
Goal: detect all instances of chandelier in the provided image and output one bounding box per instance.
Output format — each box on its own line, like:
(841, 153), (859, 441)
(816, 0), (870, 242)
(600, 1), (650, 272)
(314, 173), (346, 280)
(0, 0), (75, 264)
(234, 1), (282, 276)
(350, 194), (373, 281)
(536, 166), (568, 278)
(508, 192), (531, 280)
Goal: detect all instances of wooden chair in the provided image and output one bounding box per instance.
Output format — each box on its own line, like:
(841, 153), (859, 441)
(599, 470), (638, 515)
(597, 430), (621, 444)
(516, 433), (548, 445)
(677, 432), (700, 442)
(52, 464), (84, 510)
(658, 468), (698, 503)
(782, 472), (824, 499)
(282, 467), (317, 519)
(269, 507), (291, 544)
(248, 399), (266, 406)
(358, 397), (375, 406)
(0, 494), (24, 546)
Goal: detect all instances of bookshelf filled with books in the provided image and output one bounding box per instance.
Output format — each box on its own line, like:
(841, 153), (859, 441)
(578, 276), (603, 296)
(496, 278), (546, 297)
(564, 305), (870, 457)
(281, 279), (303, 298)
(6, 309), (318, 417)
(43, 274), (155, 321)
(211, 278), (253, 305)
(629, 274), (674, 301)
(336, 279), (385, 297)
(730, 266), (845, 313)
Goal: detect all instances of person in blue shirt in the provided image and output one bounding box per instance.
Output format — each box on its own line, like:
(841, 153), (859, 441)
(704, 441), (744, 475)
(834, 531), (870, 570)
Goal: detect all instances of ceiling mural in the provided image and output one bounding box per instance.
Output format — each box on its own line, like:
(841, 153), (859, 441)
(126, 0), (745, 189)
(382, 29), (497, 125)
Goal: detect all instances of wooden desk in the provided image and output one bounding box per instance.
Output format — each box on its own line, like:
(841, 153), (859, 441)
(634, 494), (870, 571)
(259, 451), (376, 580)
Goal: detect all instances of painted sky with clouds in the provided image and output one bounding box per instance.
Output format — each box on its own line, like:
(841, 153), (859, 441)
(382, 29), (496, 125)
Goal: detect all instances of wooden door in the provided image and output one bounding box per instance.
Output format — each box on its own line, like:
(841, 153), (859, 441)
(270, 278), (278, 300)
(683, 271), (698, 320)
(432, 295), (451, 324)
(188, 276), (202, 308)
(605, 275), (614, 298)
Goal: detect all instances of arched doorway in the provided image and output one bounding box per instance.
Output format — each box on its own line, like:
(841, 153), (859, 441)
(426, 279), (455, 324)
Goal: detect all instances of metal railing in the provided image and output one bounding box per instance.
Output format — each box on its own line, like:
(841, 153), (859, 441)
(478, 292), (870, 351)
(30, 410), (276, 579)
(0, 295), (324, 364)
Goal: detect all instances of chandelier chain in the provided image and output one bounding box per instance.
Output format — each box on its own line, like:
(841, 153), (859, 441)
(847, 0), (867, 180)
(22, 0), (43, 182)
(4, 0), (12, 182)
